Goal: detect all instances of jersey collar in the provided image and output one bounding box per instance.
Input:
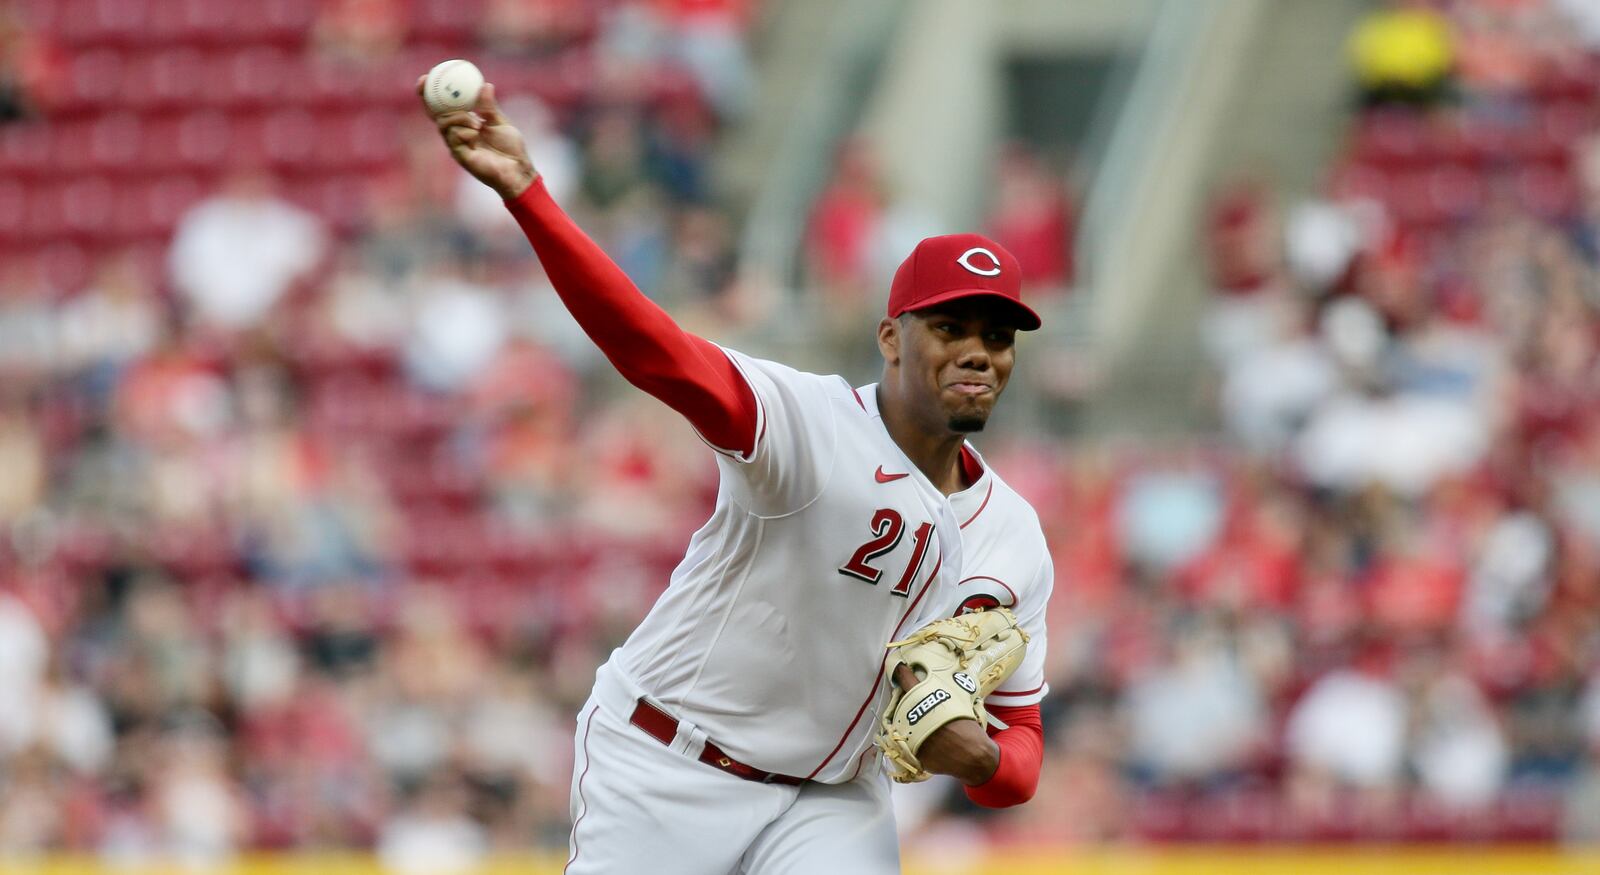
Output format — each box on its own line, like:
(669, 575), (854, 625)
(854, 382), (991, 500)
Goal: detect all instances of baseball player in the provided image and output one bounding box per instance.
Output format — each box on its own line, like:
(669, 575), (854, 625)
(423, 81), (1053, 874)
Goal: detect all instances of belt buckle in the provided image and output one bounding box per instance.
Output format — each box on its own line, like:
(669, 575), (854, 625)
(717, 756), (732, 768)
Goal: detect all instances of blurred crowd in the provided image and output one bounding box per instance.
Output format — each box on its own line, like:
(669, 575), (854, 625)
(912, 0), (1600, 848)
(3, 0), (1600, 865)
(0, 0), (765, 866)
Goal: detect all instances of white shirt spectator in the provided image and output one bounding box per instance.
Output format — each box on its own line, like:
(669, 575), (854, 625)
(1222, 336), (1339, 453)
(168, 180), (326, 329)
(1581, 670), (1600, 746)
(1554, 0), (1600, 49)
(1463, 511), (1554, 633)
(1285, 199), (1370, 291)
(1203, 288), (1296, 369)
(1412, 674), (1507, 808)
(1295, 392), (1488, 496)
(405, 276), (508, 391)
(0, 594), (47, 755)
(1286, 669), (1407, 787)
(461, 682), (566, 783)
(56, 263), (162, 371)
(377, 809), (487, 875)
(155, 740), (245, 867)
(1126, 645), (1265, 778)
(366, 702), (451, 780)
(37, 683), (115, 774)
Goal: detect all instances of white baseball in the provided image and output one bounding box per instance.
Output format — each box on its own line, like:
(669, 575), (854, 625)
(422, 59), (484, 116)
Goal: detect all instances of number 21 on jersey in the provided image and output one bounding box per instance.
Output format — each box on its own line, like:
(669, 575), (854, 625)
(838, 509), (934, 597)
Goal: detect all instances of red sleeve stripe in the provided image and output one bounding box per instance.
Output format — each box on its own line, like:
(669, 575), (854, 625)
(959, 481), (993, 529)
(990, 683), (1045, 698)
(696, 349), (767, 462)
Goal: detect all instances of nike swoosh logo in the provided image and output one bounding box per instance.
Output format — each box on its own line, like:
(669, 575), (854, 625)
(875, 466), (909, 483)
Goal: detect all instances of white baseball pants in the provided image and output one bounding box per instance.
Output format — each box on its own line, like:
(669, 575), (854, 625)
(563, 665), (901, 874)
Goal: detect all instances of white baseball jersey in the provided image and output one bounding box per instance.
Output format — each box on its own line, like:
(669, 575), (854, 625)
(600, 349), (1053, 784)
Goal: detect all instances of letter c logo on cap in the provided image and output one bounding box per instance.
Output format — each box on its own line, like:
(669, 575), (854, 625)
(956, 247), (1002, 277)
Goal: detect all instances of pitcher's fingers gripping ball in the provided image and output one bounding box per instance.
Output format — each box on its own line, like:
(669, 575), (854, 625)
(876, 607), (1029, 783)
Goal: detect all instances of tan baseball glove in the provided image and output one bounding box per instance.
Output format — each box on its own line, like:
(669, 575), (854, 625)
(875, 607), (1029, 783)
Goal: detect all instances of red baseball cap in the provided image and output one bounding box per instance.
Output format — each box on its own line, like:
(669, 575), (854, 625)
(887, 233), (1042, 330)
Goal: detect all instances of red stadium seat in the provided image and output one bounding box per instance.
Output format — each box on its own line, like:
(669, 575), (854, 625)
(162, 0), (237, 46)
(36, 241), (92, 292)
(62, 48), (126, 113)
(144, 174), (206, 229)
(59, 176), (117, 239)
(224, 46), (294, 109)
(130, 48), (210, 111)
(172, 112), (235, 171)
(109, 184), (156, 241)
(413, 0), (484, 42)
(233, 0), (319, 46)
(1351, 110), (1431, 169)
(1516, 165), (1579, 219)
(86, 113), (145, 175)
(0, 180), (26, 240)
(0, 123), (54, 180)
(50, 119), (96, 175)
(1540, 98), (1595, 147)
(17, 181), (67, 242)
(1327, 161), (1391, 204)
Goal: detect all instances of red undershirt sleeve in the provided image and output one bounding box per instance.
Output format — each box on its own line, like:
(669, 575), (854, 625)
(504, 177), (758, 456)
(964, 703), (1043, 808)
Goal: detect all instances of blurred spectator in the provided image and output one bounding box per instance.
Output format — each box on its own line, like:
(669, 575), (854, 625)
(168, 172), (327, 331)
(1205, 172), (1283, 297)
(0, 262), (56, 377)
(1411, 672), (1507, 808)
(1125, 619), (1267, 781)
(5, 0), (1600, 854)
(1462, 510), (1555, 634)
(152, 715), (247, 866)
(404, 270), (509, 392)
(1452, 0), (1545, 100)
(0, 5), (64, 122)
(579, 109), (652, 211)
(1552, 0), (1600, 48)
(1295, 385), (1489, 496)
(1286, 664), (1408, 792)
(656, 0), (756, 119)
(1349, 1), (1457, 107)
(1283, 197), (1380, 294)
(478, 0), (592, 57)
(0, 593), (48, 757)
(1217, 300), (1339, 453)
(0, 399), (45, 524)
(376, 773), (488, 875)
(1114, 466), (1225, 574)
(656, 204), (741, 314)
(56, 256), (164, 380)
(314, 0), (406, 66)
(806, 139), (888, 298)
(986, 144), (1076, 295)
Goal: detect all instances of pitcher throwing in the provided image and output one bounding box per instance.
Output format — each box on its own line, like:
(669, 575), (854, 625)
(422, 77), (1054, 874)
